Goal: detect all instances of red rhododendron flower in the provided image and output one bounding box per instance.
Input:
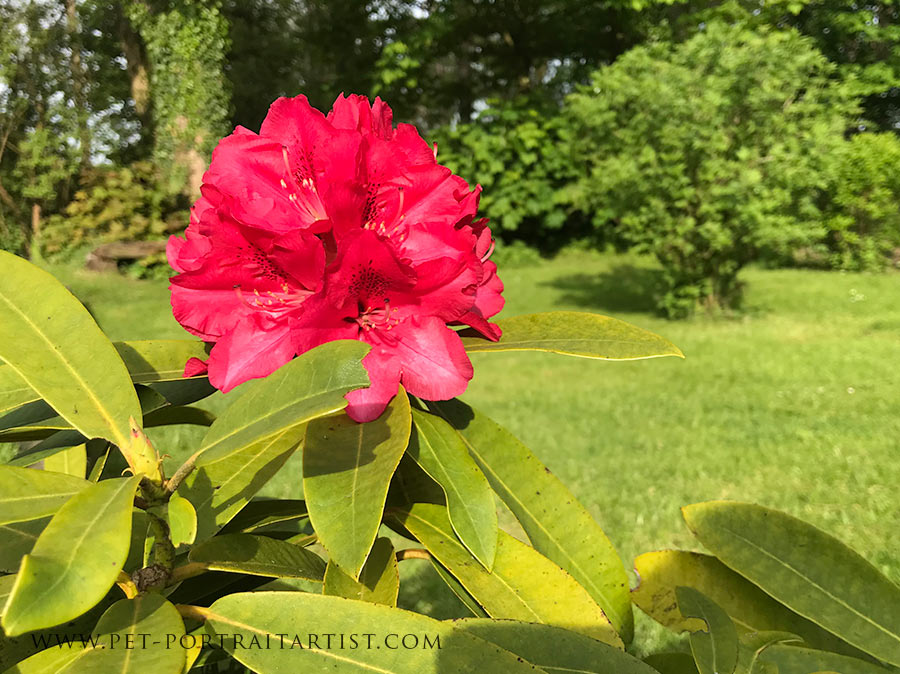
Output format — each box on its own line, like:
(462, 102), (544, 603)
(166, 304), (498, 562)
(168, 94), (503, 422)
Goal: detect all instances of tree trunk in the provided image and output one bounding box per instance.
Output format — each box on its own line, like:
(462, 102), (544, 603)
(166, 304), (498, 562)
(30, 203), (41, 256)
(116, 5), (152, 136)
(64, 0), (91, 172)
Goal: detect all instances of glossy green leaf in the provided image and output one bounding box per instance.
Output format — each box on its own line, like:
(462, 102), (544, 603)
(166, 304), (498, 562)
(683, 501), (900, 666)
(408, 408), (497, 570)
(1, 476), (139, 636)
(0, 252), (144, 466)
(0, 366), (34, 416)
(430, 559), (489, 618)
(7, 388), (166, 469)
(304, 391), (411, 578)
(430, 398), (633, 642)
(189, 533), (326, 580)
(147, 377), (216, 407)
(143, 405), (215, 428)
(220, 499), (309, 534)
(204, 591), (546, 673)
(632, 550), (860, 655)
(323, 537), (400, 606)
(460, 311), (684, 360)
(0, 519), (48, 574)
(42, 445), (87, 478)
(394, 502), (621, 647)
(0, 400), (60, 435)
(454, 618), (659, 673)
(736, 631), (803, 674)
(56, 594), (187, 674)
(2, 644), (88, 674)
(0, 573), (16, 615)
(643, 653), (700, 674)
(179, 429), (303, 543)
(113, 340), (209, 383)
(758, 645), (892, 674)
(0, 466), (89, 525)
(166, 493), (197, 547)
(194, 340), (369, 464)
(676, 586), (739, 674)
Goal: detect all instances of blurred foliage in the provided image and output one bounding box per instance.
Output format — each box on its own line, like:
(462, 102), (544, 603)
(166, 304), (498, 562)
(432, 99), (589, 251)
(821, 132), (900, 270)
(564, 23), (860, 317)
(125, 0), (232, 196)
(40, 162), (185, 263)
(0, 0), (899, 299)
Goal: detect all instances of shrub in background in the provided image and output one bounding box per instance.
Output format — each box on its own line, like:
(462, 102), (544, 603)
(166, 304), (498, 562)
(432, 99), (589, 252)
(40, 161), (185, 265)
(565, 23), (860, 318)
(822, 131), (900, 271)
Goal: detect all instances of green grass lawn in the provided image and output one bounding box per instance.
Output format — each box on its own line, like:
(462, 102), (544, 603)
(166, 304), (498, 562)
(22, 250), (900, 649)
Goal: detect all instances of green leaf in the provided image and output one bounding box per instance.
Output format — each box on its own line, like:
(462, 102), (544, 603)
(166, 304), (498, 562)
(459, 311), (684, 360)
(304, 391), (411, 578)
(2, 644), (88, 674)
(113, 340), (209, 383)
(7, 388), (167, 469)
(0, 519), (48, 574)
(683, 501), (900, 666)
(643, 653), (700, 674)
(453, 618), (659, 673)
(0, 341), (209, 419)
(0, 573), (16, 614)
(189, 533), (326, 580)
(0, 466), (89, 525)
(408, 408), (497, 570)
(758, 645), (892, 674)
(1, 476), (139, 636)
(147, 378), (216, 407)
(56, 594), (187, 674)
(165, 493), (197, 547)
(0, 366), (35, 416)
(203, 591), (547, 673)
(736, 631), (803, 674)
(0, 252), (149, 474)
(194, 340), (370, 464)
(676, 586), (739, 674)
(430, 560), (489, 618)
(220, 499), (309, 534)
(179, 429), (304, 543)
(323, 537), (400, 606)
(42, 445), (87, 478)
(632, 550), (861, 656)
(394, 503), (621, 647)
(143, 405), (215, 428)
(429, 399), (633, 642)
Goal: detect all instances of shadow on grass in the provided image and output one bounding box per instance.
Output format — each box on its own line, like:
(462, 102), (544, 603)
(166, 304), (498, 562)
(541, 264), (663, 314)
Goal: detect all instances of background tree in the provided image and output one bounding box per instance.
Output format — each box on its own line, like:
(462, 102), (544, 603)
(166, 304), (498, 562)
(124, 0), (232, 198)
(565, 23), (860, 316)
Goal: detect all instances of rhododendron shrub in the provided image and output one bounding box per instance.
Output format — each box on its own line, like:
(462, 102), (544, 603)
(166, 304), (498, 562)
(167, 94), (503, 421)
(3, 95), (721, 674)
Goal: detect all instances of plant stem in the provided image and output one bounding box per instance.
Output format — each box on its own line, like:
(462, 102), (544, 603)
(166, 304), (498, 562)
(176, 604), (211, 623)
(169, 561), (208, 584)
(165, 450), (201, 495)
(147, 510), (175, 572)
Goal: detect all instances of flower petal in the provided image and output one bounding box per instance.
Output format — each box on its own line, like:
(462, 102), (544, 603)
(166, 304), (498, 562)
(344, 347), (401, 423)
(393, 317), (473, 401)
(206, 319), (296, 393)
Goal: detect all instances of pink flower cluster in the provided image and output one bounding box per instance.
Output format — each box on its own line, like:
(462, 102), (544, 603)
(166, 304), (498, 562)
(167, 95), (503, 422)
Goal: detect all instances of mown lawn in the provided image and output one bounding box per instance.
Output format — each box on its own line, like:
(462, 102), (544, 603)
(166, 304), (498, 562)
(20, 250), (900, 649)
